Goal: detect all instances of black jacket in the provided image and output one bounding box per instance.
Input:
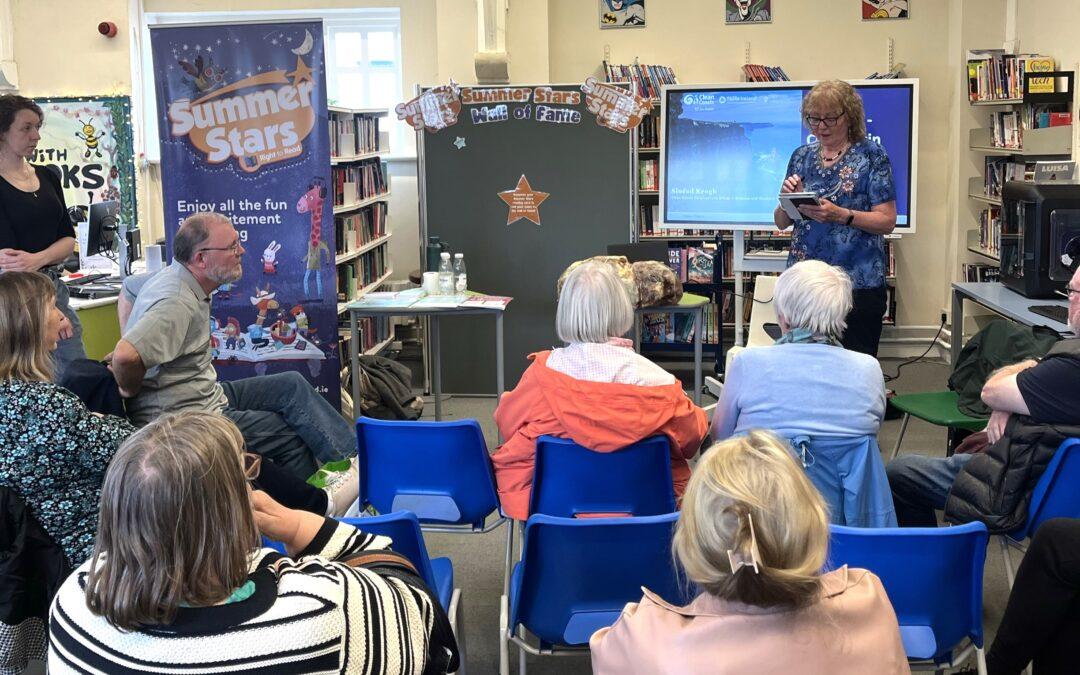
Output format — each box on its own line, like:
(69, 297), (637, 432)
(944, 339), (1080, 533)
(0, 486), (71, 626)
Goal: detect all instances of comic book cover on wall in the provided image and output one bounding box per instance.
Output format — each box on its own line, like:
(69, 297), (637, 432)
(150, 20), (340, 408)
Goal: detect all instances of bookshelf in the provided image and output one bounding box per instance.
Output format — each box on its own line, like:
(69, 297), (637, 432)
(329, 106), (394, 359)
(964, 51), (1073, 262)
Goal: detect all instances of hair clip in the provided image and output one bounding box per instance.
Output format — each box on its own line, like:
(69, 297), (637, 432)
(727, 511), (763, 575)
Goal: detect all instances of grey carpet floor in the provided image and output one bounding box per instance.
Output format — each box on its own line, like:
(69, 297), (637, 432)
(420, 357), (1009, 675)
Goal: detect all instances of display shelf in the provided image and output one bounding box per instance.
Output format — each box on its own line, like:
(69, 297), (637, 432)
(333, 190), (391, 215)
(363, 333), (395, 356)
(335, 232), (393, 265)
(968, 125), (1072, 156)
(331, 149), (389, 165)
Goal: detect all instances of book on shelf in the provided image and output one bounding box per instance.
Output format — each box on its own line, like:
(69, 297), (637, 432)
(602, 62), (678, 100)
(638, 158), (659, 191)
(637, 114), (661, 149)
(967, 51), (1053, 102)
(332, 161), (387, 206)
(979, 206), (1002, 256)
(686, 246), (714, 284)
(962, 262), (1001, 282)
(742, 64), (790, 82)
(983, 157), (1031, 197)
(329, 111), (385, 157)
(336, 247), (388, 301)
(335, 202), (388, 255)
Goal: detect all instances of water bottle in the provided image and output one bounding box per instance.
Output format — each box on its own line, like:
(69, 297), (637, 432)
(453, 253), (467, 294)
(438, 252), (453, 295)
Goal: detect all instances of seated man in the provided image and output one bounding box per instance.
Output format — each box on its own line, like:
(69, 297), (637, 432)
(887, 266), (1080, 527)
(110, 212), (354, 479)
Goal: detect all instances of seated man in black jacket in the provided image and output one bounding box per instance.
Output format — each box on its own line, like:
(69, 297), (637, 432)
(886, 267), (1080, 527)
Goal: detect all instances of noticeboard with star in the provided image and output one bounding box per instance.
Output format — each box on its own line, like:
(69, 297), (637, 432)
(498, 175), (550, 226)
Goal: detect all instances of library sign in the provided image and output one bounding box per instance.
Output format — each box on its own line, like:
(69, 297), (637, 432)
(150, 20), (341, 409)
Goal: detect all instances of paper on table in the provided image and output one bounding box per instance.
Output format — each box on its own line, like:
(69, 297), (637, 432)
(460, 294), (512, 309)
(351, 288), (427, 308)
(411, 294), (468, 308)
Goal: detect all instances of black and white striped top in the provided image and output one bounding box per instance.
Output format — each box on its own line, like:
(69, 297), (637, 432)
(48, 520), (442, 674)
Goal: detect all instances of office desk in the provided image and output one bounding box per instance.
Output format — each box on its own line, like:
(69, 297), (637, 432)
(632, 293), (709, 406)
(346, 303), (509, 422)
(951, 282), (1072, 364)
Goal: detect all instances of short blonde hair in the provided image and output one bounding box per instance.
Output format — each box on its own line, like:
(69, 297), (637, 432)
(0, 271), (56, 382)
(774, 260), (853, 339)
(802, 79), (867, 144)
(85, 411), (258, 630)
(556, 261), (634, 344)
(673, 430), (829, 609)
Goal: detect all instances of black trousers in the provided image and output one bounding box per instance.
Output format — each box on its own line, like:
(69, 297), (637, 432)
(841, 285), (887, 357)
(252, 459), (328, 515)
(987, 518), (1080, 675)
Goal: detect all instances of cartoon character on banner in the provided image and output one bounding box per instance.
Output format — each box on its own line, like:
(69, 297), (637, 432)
(600, 0), (645, 27)
(101, 166), (121, 202)
(270, 311), (297, 349)
(862, 0), (908, 19)
(248, 285), (278, 349)
(178, 54), (226, 94)
(296, 178), (330, 298)
(291, 304), (310, 333)
(75, 118), (106, 158)
(223, 317), (242, 350)
(209, 316), (220, 357)
(262, 240), (281, 275)
(726, 0), (771, 23)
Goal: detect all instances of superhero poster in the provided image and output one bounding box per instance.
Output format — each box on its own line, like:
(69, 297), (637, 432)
(150, 21), (341, 409)
(600, 0), (646, 28)
(862, 0), (909, 20)
(725, 0), (772, 24)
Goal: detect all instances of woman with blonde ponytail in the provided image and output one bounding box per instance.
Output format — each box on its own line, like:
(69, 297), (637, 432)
(591, 430), (909, 674)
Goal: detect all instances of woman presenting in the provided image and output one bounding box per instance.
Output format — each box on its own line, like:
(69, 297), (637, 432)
(0, 95), (85, 376)
(774, 80), (897, 357)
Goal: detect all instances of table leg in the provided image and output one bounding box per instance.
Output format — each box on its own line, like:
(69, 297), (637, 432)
(951, 289), (963, 367)
(496, 312), (505, 443)
(693, 307), (702, 406)
(633, 310), (641, 352)
(350, 311), (360, 422)
(431, 315), (442, 421)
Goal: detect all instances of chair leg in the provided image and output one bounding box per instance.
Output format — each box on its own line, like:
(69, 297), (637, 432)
(499, 595), (509, 675)
(1000, 536), (1017, 589)
(976, 646), (988, 675)
(448, 589), (465, 675)
(890, 413), (911, 461)
(518, 629), (527, 675)
(502, 520), (514, 599)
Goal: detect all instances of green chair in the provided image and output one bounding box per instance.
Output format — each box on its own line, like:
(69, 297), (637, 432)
(888, 391), (988, 461)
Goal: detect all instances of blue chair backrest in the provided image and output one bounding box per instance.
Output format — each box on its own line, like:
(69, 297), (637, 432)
(827, 521), (988, 660)
(1019, 438), (1080, 537)
(510, 513), (687, 647)
(788, 434), (897, 528)
(529, 435), (675, 518)
(356, 417), (499, 528)
(339, 511), (438, 590)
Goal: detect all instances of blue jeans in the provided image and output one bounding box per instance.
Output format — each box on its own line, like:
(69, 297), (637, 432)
(885, 453), (975, 527)
(221, 371), (353, 479)
(52, 275), (86, 382)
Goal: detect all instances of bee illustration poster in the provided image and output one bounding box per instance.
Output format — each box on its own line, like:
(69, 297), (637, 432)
(31, 96), (136, 239)
(150, 21), (341, 409)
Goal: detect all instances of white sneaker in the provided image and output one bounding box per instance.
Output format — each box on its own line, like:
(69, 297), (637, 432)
(323, 457), (361, 518)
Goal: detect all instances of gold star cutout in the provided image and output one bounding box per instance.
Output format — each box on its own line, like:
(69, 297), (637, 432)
(287, 56), (314, 84)
(498, 175), (550, 226)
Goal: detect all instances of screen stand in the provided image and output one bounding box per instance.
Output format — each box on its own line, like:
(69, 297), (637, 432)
(713, 230), (726, 378)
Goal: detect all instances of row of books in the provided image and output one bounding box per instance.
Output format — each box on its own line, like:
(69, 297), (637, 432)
(602, 62), (678, 100)
(741, 64), (790, 82)
(983, 157), (1033, 197)
(639, 158), (659, 191)
(962, 262), (1001, 283)
(332, 160), (388, 206)
(637, 114), (662, 149)
(335, 202), (388, 256)
(989, 110), (1022, 149)
(978, 206), (1002, 256)
(330, 113), (384, 157)
(966, 51), (1055, 102)
(336, 247), (388, 303)
(637, 204), (733, 238)
(1027, 105), (1072, 129)
(667, 245), (716, 284)
(640, 296), (736, 345)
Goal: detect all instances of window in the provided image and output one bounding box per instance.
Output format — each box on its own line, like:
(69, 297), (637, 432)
(139, 9), (402, 162)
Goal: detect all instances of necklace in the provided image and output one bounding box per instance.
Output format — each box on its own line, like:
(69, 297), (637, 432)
(0, 161), (37, 197)
(819, 144), (848, 163)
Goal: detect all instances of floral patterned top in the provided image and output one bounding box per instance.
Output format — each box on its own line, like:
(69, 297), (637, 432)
(784, 138), (896, 289)
(0, 380), (132, 565)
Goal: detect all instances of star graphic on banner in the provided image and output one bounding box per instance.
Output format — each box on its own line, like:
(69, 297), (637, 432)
(287, 56), (314, 85)
(498, 175), (549, 226)
(453, 136), (466, 150)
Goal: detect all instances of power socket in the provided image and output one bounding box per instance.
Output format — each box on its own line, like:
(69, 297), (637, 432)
(940, 311), (948, 325)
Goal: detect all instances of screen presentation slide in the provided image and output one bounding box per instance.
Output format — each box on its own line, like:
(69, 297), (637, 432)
(663, 84), (913, 228)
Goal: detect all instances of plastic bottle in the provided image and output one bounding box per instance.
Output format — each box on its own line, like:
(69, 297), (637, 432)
(453, 253), (467, 294)
(438, 252), (454, 295)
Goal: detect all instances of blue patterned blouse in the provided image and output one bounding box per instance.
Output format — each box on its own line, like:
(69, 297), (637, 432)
(0, 380), (133, 564)
(784, 138), (896, 289)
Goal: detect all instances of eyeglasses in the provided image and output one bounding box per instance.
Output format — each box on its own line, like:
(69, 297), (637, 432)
(1067, 286), (1080, 296)
(242, 452), (262, 482)
(197, 241), (241, 254)
(805, 112), (846, 128)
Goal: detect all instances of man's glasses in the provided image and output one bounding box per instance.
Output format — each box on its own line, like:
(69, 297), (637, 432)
(242, 452), (262, 482)
(197, 241), (241, 254)
(1066, 286), (1080, 296)
(805, 112), (845, 128)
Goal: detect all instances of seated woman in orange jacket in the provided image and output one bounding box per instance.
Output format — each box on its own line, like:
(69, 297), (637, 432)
(492, 261), (708, 520)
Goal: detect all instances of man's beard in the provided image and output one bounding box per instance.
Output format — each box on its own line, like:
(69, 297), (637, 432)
(208, 263), (242, 287)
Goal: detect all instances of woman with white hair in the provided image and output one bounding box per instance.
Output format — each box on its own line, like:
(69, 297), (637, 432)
(711, 260), (885, 442)
(590, 431), (908, 674)
(492, 261), (708, 520)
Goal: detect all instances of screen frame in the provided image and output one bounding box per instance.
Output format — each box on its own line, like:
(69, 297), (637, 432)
(658, 78), (919, 233)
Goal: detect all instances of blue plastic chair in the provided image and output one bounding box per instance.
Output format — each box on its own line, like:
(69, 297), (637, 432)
(828, 521), (989, 674)
(999, 438), (1080, 588)
(356, 417), (513, 605)
(500, 513), (686, 675)
(529, 435), (675, 518)
(788, 434), (897, 528)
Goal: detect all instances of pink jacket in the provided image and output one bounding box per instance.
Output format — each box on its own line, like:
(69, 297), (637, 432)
(591, 567), (911, 675)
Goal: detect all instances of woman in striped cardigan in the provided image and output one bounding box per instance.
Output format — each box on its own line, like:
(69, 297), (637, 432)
(48, 411), (458, 674)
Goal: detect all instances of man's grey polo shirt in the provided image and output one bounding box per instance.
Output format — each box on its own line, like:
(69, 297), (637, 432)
(122, 261), (228, 425)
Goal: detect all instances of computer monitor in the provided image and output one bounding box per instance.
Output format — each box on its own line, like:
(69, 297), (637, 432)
(86, 200), (120, 256)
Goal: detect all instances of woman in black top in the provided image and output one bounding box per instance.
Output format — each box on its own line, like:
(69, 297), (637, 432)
(0, 95), (85, 377)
